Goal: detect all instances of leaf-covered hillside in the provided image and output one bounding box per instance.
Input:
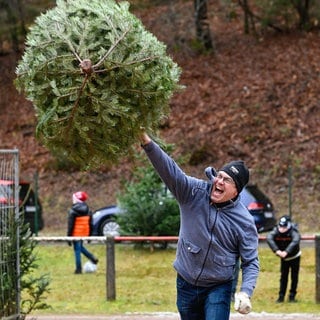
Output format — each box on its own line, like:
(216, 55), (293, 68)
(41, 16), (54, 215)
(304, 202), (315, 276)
(0, 0), (319, 233)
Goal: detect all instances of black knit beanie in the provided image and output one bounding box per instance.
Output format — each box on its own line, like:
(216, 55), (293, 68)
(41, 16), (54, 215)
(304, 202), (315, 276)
(220, 160), (249, 193)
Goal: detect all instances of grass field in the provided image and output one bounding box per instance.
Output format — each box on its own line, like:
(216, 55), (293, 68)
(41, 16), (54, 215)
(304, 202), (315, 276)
(29, 242), (320, 315)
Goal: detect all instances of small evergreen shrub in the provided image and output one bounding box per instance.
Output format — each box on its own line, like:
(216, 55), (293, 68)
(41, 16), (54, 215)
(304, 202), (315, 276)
(117, 150), (180, 237)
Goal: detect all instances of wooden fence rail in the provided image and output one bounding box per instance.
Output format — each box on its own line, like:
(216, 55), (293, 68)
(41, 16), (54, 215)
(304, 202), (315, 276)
(33, 235), (319, 302)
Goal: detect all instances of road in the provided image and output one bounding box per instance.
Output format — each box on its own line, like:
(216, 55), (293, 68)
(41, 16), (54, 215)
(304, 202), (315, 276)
(26, 312), (320, 320)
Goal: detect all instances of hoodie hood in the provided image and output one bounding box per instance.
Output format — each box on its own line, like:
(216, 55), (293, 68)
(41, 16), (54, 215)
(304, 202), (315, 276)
(72, 202), (90, 215)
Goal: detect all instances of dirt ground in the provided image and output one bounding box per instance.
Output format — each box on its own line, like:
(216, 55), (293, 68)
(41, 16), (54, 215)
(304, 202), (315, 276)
(26, 312), (320, 320)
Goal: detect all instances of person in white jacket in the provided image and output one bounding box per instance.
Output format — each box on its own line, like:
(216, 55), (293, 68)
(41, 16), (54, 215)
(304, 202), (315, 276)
(140, 132), (259, 320)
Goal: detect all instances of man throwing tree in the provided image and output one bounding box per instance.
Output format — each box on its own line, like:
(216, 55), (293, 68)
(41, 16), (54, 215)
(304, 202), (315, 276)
(140, 133), (259, 320)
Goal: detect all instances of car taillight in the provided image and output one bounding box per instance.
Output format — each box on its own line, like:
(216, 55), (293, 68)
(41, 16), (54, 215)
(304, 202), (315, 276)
(0, 197), (16, 205)
(247, 202), (264, 210)
(0, 197), (8, 204)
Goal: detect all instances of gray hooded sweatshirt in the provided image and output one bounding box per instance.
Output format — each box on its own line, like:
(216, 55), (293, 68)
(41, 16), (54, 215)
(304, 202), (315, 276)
(143, 140), (259, 297)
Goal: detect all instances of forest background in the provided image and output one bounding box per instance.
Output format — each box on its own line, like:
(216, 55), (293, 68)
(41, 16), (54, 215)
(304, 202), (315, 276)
(0, 0), (319, 235)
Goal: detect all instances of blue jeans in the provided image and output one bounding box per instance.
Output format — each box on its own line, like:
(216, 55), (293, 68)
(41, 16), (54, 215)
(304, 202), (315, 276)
(73, 240), (96, 272)
(176, 274), (232, 320)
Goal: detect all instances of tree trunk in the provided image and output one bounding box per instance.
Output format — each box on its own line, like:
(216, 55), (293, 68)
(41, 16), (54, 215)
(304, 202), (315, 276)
(1, 0), (26, 53)
(194, 0), (213, 50)
(291, 0), (310, 30)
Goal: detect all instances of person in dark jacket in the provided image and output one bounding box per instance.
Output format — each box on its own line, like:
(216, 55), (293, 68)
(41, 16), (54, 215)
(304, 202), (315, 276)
(67, 191), (98, 274)
(267, 215), (301, 303)
(139, 133), (259, 320)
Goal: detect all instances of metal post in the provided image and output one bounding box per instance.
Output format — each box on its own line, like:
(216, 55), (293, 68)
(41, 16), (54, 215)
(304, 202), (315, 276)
(288, 166), (292, 218)
(316, 235), (320, 303)
(13, 150), (21, 316)
(34, 171), (39, 236)
(106, 236), (116, 301)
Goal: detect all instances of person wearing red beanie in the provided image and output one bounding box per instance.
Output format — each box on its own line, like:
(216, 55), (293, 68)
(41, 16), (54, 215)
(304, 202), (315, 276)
(67, 191), (98, 274)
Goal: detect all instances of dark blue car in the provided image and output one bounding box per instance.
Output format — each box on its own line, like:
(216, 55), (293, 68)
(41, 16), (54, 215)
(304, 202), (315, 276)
(91, 205), (123, 236)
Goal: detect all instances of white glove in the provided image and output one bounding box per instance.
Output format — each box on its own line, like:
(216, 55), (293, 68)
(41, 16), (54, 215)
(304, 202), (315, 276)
(234, 292), (252, 314)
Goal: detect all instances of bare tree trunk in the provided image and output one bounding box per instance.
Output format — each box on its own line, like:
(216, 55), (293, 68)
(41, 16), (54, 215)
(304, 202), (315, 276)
(238, 0), (257, 34)
(17, 0), (27, 38)
(1, 0), (26, 53)
(238, 0), (283, 33)
(291, 0), (310, 30)
(194, 0), (213, 50)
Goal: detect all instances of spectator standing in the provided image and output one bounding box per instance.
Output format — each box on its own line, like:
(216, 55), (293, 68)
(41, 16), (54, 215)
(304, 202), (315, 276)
(140, 133), (259, 320)
(67, 191), (98, 274)
(267, 215), (301, 303)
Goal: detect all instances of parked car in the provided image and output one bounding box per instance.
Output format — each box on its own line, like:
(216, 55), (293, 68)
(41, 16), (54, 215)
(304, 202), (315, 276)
(91, 184), (276, 236)
(241, 184), (277, 233)
(0, 179), (44, 234)
(91, 205), (123, 237)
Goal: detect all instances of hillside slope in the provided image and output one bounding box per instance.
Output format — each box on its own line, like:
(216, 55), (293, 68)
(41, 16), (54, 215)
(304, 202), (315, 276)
(0, 1), (319, 233)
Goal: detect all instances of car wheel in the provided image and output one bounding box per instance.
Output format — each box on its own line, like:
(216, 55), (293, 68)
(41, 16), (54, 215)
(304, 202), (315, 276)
(99, 218), (120, 237)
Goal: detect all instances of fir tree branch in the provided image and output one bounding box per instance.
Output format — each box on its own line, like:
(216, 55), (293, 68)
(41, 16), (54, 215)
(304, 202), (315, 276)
(67, 73), (90, 130)
(57, 22), (83, 63)
(95, 55), (160, 73)
(93, 28), (130, 69)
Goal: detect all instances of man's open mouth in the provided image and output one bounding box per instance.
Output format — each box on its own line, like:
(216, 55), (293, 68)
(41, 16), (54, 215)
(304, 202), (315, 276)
(213, 186), (224, 194)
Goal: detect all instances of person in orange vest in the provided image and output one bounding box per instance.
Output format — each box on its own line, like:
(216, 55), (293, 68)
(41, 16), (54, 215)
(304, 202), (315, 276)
(67, 191), (98, 274)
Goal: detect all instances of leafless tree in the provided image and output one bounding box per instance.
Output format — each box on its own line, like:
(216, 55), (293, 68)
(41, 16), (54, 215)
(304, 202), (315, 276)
(1, 0), (26, 53)
(194, 0), (214, 50)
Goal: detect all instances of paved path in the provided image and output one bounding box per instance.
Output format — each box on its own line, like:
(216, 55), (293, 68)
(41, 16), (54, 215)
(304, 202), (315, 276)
(26, 312), (320, 320)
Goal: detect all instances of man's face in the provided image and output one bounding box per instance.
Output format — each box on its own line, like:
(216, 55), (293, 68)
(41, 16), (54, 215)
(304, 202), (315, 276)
(210, 171), (238, 203)
(278, 226), (289, 233)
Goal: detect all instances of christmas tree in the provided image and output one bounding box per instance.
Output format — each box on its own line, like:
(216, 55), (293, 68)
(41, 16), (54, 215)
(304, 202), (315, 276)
(15, 0), (182, 168)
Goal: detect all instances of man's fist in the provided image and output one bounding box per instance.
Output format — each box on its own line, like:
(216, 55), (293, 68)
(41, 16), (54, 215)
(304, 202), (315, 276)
(234, 292), (252, 314)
